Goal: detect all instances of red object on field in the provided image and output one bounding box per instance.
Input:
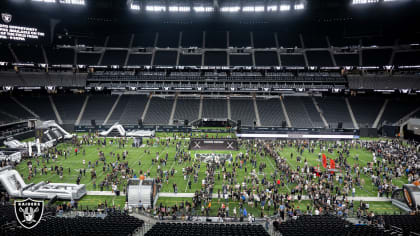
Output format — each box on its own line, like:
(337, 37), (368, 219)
(322, 153), (327, 168)
(330, 159), (335, 169)
(330, 159), (336, 174)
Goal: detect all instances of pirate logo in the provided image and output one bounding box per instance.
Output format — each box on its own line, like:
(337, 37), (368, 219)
(192, 141), (201, 149)
(15, 198), (44, 229)
(226, 142), (234, 150)
(1, 13), (12, 23)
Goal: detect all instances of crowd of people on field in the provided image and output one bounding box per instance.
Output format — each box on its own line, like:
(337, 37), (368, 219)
(9, 132), (419, 220)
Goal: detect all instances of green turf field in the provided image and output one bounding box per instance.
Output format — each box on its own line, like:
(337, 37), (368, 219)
(13, 134), (408, 216)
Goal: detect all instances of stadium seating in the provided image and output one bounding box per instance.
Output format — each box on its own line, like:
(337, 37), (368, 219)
(179, 54), (202, 66)
(301, 97), (325, 128)
(306, 51), (333, 67)
(15, 95), (56, 121)
(77, 36), (107, 48)
(380, 98), (420, 124)
(77, 53), (101, 65)
(347, 75), (420, 90)
(274, 215), (392, 236)
(375, 215), (420, 235)
(80, 95), (117, 125)
(362, 49), (393, 66)
(0, 205), (144, 236)
(107, 34), (131, 48)
(0, 96), (33, 122)
(281, 54), (306, 66)
(12, 44), (45, 64)
(349, 96), (384, 128)
(302, 33), (328, 48)
(117, 95), (149, 125)
(173, 97), (200, 122)
(230, 54), (253, 66)
(257, 98), (285, 126)
(127, 53), (152, 66)
(53, 95), (86, 124)
(316, 97), (354, 128)
(229, 31), (251, 48)
(205, 51), (227, 66)
(46, 47), (75, 65)
(143, 97), (174, 125)
(181, 31), (203, 48)
(277, 32), (301, 48)
(230, 97), (256, 126)
(145, 222), (269, 236)
(202, 98), (228, 119)
(133, 32), (156, 47)
(253, 31), (276, 48)
(283, 96), (315, 128)
(206, 31), (227, 48)
(157, 31), (180, 48)
(255, 51), (278, 66)
(101, 50), (128, 66)
(154, 51), (178, 66)
(393, 51), (420, 66)
(334, 54), (360, 67)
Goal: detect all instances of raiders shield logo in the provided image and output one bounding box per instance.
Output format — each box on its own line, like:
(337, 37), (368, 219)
(14, 198), (44, 229)
(1, 13), (12, 23)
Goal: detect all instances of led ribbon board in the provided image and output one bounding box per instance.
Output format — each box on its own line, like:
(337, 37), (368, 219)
(0, 13), (45, 41)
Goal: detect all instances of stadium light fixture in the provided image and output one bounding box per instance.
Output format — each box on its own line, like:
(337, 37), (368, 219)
(220, 6), (241, 12)
(193, 6), (214, 12)
(294, 3), (304, 10)
(32, 0), (56, 3)
(169, 6), (191, 12)
(243, 6), (264, 12)
(146, 5), (166, 12)
(59, 0), (85, 5)
(267, 5), (278, 12)
(130, 3), (140, 10)
(352, 0), (379, 5)
(279, 4), (291, 11)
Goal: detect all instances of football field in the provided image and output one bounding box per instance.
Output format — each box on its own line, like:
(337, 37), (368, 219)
(14, 132), (408, 216)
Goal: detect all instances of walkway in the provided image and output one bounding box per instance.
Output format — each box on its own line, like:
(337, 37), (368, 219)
(87, 191), (391, 202)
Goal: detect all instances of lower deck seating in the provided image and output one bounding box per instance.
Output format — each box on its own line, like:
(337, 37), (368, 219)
(349, 96), (384, 128)
(202, 98), (227, 119)
(113, 95), (148, 125)
(230, 98), (256, 126)
(16, 96), (56, 121)
(53, 95), (85, 124)
(143, 97), (173, 125)
(375, 215), (420, 235)
(316, 97), (354, 128)
(283, 96), (314, 128)
(274, 215), (391, 236)
(146, 222), (269, 236)
(257, 98), (285, 126)
(380, 98), (420, 124)
(173, 98), (200, 122)
(1, 207), (143, 236)
(80, 95), (117, 125)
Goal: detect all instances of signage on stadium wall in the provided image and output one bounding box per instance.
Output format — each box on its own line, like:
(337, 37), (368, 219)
(206, 87), (226, 91)
(0, 13), (45, 41)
